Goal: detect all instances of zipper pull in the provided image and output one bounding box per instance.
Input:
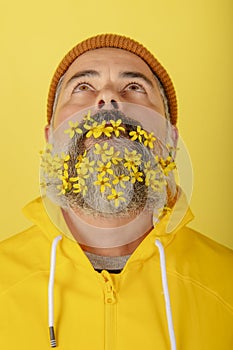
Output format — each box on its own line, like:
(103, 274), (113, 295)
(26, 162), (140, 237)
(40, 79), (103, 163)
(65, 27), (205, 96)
(102, 271), (116, 304)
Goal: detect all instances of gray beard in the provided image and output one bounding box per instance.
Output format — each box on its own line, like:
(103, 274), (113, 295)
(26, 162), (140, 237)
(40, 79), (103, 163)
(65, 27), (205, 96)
(45, 109), (176, 219)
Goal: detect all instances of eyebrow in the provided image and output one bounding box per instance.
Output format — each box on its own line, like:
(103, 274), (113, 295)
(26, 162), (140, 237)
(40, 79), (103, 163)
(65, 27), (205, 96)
(119, 71), (154, 88)
(65, 70), (100, 88)
(65, 69), (154, 89)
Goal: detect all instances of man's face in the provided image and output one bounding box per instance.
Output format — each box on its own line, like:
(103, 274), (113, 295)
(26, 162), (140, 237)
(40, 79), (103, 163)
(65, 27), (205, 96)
(52, 48), (166, 128)
(42, 47), (178, 232)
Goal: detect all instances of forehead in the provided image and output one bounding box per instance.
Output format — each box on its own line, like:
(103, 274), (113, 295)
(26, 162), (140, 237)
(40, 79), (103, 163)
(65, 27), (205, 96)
(63, 48), (155, 80)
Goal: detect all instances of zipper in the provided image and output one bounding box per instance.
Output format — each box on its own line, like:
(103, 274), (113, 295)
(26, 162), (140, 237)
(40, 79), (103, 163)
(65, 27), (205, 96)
(101, 271), (117, 350)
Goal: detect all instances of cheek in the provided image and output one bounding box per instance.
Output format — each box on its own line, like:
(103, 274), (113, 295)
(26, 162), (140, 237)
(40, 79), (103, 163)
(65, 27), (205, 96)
(122, 93), (165, 115)
(145, 92), (165, 116)
(122, 93), (150, 104)
(53, 104), (79, 128)
(54, 94), (97, 128)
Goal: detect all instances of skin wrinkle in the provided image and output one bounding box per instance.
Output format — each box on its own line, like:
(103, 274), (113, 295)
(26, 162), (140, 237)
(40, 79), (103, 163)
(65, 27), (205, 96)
(51, 71), (169, 124)
(51, 49), (168, 128)
(65, 70), (154, 91)
(65, 70), (100, 89)
(46, 48), (177, 256)
(119, 71), (154, 88)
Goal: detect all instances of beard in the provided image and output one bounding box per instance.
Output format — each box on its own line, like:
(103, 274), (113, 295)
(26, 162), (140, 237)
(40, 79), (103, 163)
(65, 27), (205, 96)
(42, 109), (177, 220)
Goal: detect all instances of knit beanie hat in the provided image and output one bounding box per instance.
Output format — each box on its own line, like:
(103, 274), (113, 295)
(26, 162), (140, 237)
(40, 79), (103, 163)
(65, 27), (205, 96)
(47, 34), (177, 125)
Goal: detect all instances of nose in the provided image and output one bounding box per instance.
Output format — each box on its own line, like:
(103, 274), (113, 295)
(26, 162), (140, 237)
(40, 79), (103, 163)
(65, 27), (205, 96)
(98, 99), (119, 109)
(97, 86), (119, 110)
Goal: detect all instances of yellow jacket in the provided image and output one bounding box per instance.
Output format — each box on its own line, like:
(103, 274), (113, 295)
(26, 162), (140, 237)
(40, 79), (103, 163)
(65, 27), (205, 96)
(0, 197), (233, 349)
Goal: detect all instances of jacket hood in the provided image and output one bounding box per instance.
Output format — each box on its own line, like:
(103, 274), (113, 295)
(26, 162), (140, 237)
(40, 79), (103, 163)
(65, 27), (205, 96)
(22, 190), (194, 248)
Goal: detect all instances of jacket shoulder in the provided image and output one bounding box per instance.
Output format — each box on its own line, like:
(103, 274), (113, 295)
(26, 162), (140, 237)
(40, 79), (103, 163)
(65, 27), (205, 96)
(171, 226), (233, 310)
(176, 226), (233, 262)
(0, 226), (51, 294)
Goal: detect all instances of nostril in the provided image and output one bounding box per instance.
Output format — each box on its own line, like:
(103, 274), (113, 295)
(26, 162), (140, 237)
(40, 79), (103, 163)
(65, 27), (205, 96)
(111, 100), (119, 109)
(98, 100), (105, 109)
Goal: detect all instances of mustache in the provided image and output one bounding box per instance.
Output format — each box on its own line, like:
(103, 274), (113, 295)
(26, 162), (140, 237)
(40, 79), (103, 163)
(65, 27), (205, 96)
(67, 109), (145, 158)
(79, 108), (143, 130)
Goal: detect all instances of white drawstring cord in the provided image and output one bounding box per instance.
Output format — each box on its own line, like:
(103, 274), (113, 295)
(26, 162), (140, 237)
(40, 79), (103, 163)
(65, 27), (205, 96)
(47, 235), (175, 348)
(48, 235), (62, 348)
(155, 239), (177, 350)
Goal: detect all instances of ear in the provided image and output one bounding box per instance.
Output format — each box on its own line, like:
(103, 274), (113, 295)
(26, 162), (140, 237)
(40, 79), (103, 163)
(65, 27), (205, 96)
(171, 125), (179, 148)
(44, 124), (50, 142)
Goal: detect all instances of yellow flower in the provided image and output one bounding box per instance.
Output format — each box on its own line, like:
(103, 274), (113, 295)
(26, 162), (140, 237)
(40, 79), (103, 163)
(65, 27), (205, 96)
(41, 148), (72, 194)
(129, 125), (145, 142)
(144, 132), (156, 149)
(166, 143), (178, 157)
(110, 148), (122, 165)
(75, 151), (87, 170)
(57, 180), (72, 195)
(40, 178), (47, 191)
(62, 154), (70, 162)
(73, 182), (88, 196)
(40, 154), (58, 177)
(40, 143), (53, 155)
(40, 146), (72, 181)
(57, 169), (72, 195)
(145, 176), (165, 191)
(83, 110), (94, 123)
(102, 124), (114, 137)
(70, 165), (89, 194)
(130, 171), (144, 184)
(69, 176), (79, 182)
(78, 157), (95, 175)
(84, 121), (113, 138)
(40, 143), (53, 170)
(64, 121), (82, 138)
(107, 188), (126, 207)
(63, 162), (69, 171)
(96, 161), (113, 176)
(110, 119), (125, 137)
(143, 161), (158, 180)
(72, 182), (81, 194)
(158, 156), (176, 176)
(84, 121), (102, 138)
(112, 174), (130, 188)
(76, 169), (90, 185)
(94, 142), (113, 162)
(70, 163), (90, 185)
(39, 143), (53, 165)
(94, 174), (111, 193)
(124, 148), (142, 172)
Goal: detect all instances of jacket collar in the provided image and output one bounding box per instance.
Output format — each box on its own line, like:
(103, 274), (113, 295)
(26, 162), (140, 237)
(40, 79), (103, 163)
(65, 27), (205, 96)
(23, 189), (193, 240)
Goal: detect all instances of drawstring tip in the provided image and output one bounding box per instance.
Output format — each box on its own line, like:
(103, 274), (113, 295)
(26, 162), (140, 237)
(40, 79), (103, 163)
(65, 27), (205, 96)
(49, 326), (57, 348)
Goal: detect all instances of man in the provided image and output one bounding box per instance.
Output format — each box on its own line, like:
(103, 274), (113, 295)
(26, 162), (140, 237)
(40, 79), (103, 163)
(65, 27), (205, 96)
(0, 34), (233, 350)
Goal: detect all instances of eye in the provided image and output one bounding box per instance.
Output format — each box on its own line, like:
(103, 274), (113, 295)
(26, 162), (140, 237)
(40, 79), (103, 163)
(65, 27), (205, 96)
(123, 82), (146, 93)
(73, 82), (95, 93)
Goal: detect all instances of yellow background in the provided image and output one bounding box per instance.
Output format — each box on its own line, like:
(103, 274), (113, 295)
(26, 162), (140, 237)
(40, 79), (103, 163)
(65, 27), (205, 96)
(0, 0), (232, 248)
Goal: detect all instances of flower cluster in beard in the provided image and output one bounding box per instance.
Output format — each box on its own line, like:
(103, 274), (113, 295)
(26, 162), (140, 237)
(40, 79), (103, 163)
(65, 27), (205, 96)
(40, 109), (177, 218)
